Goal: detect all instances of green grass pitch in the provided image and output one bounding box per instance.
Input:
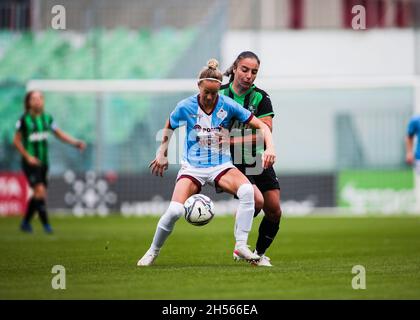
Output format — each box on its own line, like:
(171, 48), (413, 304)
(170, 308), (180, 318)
(0, 215), (419, 299)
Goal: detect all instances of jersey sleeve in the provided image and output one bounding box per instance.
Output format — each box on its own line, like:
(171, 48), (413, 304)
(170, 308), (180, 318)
(231, 100), (253, 124)
(47, 114), (58, 132)
(168, 102), (186, 130)
(15, 119), (23, 131)
(408, 117), (418, 137)
(15, 115), (25, 132)
(256, 93), (274, 118)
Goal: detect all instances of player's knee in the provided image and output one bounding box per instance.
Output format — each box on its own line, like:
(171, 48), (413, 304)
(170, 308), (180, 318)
(254, 193), (264, 213)
(158, 201), (184, 231)
(237, 183), (254, 205)
(33, 185), (46, 199)
(265, 205), (282, 223)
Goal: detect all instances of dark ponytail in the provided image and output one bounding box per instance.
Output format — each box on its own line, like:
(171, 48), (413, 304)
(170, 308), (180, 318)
(224, 51), (261, 83)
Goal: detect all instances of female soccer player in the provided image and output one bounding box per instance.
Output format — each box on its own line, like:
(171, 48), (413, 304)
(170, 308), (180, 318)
(138, 59), (276, 266)
(14, 90), (86, 233)
(220, 51), (282, 267)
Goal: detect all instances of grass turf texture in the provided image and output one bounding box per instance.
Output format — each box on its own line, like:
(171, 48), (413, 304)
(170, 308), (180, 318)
(0, 215), (420, 299)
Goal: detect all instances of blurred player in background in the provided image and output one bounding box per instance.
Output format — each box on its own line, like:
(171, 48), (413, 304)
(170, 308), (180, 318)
(221, 51), (282, 267)
(406, 114), (420, 211)
(406, 114), (420, 165)
(138, 59), (276, 266)
(14, 90), (86, 234)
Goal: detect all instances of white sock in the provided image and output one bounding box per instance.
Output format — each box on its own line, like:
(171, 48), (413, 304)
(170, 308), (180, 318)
(234, 184), (255, 246)
(150, 201), (184, 252)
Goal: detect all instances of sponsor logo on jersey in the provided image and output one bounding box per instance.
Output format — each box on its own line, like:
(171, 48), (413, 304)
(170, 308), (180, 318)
(29, 132), (48, 142)
(198, 126), (222, 133)
(193, 123), (222, 133)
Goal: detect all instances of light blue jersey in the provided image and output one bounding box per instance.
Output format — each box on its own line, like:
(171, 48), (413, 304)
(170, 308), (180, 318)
(169, 94), (253, 168)
(408, 115), (420, 160)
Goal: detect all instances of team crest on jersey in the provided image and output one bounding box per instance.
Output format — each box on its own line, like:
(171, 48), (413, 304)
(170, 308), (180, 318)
(216, 108), (227, 120)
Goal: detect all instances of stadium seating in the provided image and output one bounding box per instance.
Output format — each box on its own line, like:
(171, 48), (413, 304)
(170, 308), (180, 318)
(0, 27), (197, 172)
(0, 27), (197, 80)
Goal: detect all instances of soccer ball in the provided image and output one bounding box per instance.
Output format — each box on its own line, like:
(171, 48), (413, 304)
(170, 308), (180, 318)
(184, 194), (215, 226)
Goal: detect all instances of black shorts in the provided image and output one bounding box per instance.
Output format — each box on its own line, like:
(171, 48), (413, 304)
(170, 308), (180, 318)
(236, 164), (280, 194)
(22, 162), (48, 187)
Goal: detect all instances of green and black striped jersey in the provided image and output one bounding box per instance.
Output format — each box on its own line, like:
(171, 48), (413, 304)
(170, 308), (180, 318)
(220, 82), (274, 122)
(220, 82), (275, 165)
(16, 112), (57, 166)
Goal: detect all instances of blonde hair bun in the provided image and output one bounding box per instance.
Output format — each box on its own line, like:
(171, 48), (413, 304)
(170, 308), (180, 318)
(207, 58), (219, 70)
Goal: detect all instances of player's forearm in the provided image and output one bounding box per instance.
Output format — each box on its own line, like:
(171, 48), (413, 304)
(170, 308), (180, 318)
(55, 129), (79, 146)
(230, 134), (258, 146)
(247, 118), (274, 150)
(406, 136), (414, 154)
(158, 120), (174, 157)
(158, 133), (171, 157)
(261, 125), (274, 150)
(13, 135), (31, 160)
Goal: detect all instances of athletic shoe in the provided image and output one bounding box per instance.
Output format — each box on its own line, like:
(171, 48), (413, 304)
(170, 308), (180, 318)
(233, 244), (261, 262)
(20, 221), (32, 233)
(137, 248), (159, 266)
(234, 249), (273, 267)
(43, 224), (53, 234)
(252, 254), (273, 267)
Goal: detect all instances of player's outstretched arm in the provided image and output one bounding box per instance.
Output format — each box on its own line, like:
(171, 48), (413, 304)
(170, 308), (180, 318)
(53, 128), (86, 151)
(149, 120), (173, 177)
(247, 117), (276, 169)
(13, 131), (40, 166)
